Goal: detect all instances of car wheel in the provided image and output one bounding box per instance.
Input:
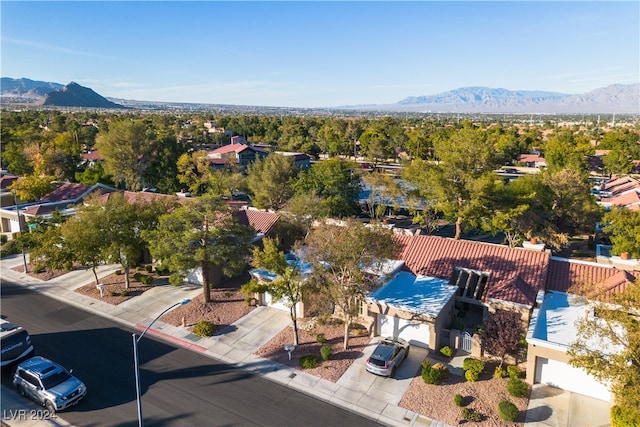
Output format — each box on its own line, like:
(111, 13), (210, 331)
(45, 400), (56, 413)
(16, 385), (26, 397)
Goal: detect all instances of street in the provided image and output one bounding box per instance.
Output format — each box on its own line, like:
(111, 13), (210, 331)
(1, 279), (381, 427)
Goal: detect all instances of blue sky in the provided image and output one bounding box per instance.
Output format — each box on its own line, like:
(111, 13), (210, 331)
(2, 1), (638, 108)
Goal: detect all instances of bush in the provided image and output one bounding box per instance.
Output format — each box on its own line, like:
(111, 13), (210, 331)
(63, 261), (73, 271)
(0, 240), (20, 257)
(193, 320), (216, 337)
(33, 265), (45, 274)
(0, 234), (7, 244)
(610, 404), (640, 427)
(299, 354), (319, 369)
(507, 378), (529, 397)
(453, 394), (464, 407)
(145, 265), (153, 273)
(139, 275), (153, 285)
(320, 345), (333, 361)
(461, 407), (482, 422)
(465, 369), (480, 382)
(494, 366), (508, 378)
(121, 290), (129, 297)
(462, 357), (485, 374)
(115, 270), (122, 275)
(169, 273), (184, 286)
(507, 365), (521, 379)
(498, 400), (519, 422)
(439, 345), (454, 358)
(421, 361), (449, 384)
(316, 333), (326, 344)
(108, 291), (118, 297)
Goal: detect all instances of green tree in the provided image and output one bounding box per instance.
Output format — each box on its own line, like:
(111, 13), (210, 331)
(568, 280), (640, 422)
(95, 119), (156, 190)
(143, 196), (255, 303)
(292, 158), (361, 217)
(303, 220), (397, 349)
(602, 208), (640, 258)
(8, 175), (56, 202)
(404, 125), (501, 239)
(246, 238), (305, 346)
(177, 150), (245, 198)
(100, 192), (178, 288)
(247, 154), (298, 210)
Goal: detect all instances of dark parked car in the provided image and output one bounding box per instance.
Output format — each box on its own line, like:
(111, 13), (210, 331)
(365, 337), (409, 377)
(13, 356), (87, 413)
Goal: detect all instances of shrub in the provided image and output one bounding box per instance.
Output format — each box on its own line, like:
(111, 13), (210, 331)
(169, 273), (184, 286)
(462, 357), (485, 374)
(421, 361), (449, 384)
(133, 272), (143, 281)
(465, 369), (480, 382)
(494, 365), (508, 378)
(33, 265), (45, 274)
(610, 405), (640, 427)
(507, 378), (529, 397)
(316, 333), (326, 344)
(453, 394), (464, 407)
(507, 365), (521, 379)
(0, 240), (20, 257)
(193, 320), (216, 337)
(121, 290), (129, 297)
(108, 291), (118, 297)
(498, 400), (519, 422)
(63, 261), (73, 271)
(115, 270), (122, 275)
(320, 345), (333, 361)
(145, 265), (153, 273)
(141, 275), (154, 285)
(461, 407), (482, 422)
(299, 354), (319, 369)
(450, 317), (464, 330)
(439, 345), (454, 358)
(0, 234), (7, 244)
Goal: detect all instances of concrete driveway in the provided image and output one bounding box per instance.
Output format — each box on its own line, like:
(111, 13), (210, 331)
(337, 337), (428, 405)
(525, 384), (611, 427)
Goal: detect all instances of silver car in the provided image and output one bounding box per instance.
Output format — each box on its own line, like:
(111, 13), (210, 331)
(13, 356), (87, 413)
(365, 337), (410, 377)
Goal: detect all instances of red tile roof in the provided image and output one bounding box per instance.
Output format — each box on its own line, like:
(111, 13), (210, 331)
(546, 257), (640, 301)
(82, 151), (104, 161)
(0, 174), (18, 190)
(237, 208), (280, 235)
(394, 234), (550, 307)
(209, 143), (268, 156)
(601, 190), (640, 208)
(40, 183), (93, 203)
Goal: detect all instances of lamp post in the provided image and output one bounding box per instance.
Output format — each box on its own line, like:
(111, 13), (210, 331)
(12, 191), (28, 273)
(133, 298), (190, 427)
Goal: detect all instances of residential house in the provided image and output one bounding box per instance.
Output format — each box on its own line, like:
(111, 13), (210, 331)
(516, 153), (547, 168)
(274, 151), (312, 170)
(0, 182), (116, 234)
(206, 143), (268, 169)
(596, 175), (640, 211)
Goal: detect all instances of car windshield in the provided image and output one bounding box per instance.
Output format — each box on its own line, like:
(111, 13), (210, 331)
(41, 370), (71, 389)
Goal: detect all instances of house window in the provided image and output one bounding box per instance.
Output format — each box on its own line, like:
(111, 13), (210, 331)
(450, 267), (489, 300)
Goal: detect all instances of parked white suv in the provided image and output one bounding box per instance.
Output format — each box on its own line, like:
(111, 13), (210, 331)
(13, 356), (87, 412)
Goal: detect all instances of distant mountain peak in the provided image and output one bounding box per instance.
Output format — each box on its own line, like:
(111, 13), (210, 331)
(39, 82), (124, 109)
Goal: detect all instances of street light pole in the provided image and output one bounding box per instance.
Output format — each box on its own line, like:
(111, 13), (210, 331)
(12, 191), (28, 273)
(132, 298), (190, 427)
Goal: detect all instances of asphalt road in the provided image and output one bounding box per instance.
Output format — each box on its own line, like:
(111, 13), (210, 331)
(1, 280), (381, 427)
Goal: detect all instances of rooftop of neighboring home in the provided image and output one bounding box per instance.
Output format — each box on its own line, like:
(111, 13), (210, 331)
(19, 183), (116, 216)
(546, 256), (640, 301)
(366, 270), (457, 319)
(81, 150), (105, 161)
(394, 234), (550, 307)
(236, 207), (280, 236)
(207, 143), (269, 157)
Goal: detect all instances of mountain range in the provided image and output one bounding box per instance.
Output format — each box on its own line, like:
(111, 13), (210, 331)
(1, 77), (638, 114)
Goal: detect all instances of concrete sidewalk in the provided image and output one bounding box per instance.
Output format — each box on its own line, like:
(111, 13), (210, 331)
(0, 255), (445, 427)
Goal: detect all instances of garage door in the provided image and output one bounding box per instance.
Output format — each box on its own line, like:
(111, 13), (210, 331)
(378, 314), (430, 348)
(535, 357), (611, 401)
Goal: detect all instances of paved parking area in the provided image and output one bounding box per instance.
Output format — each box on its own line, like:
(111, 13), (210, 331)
(525, 384), (612, 427)
(338, 338), (429, 406)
